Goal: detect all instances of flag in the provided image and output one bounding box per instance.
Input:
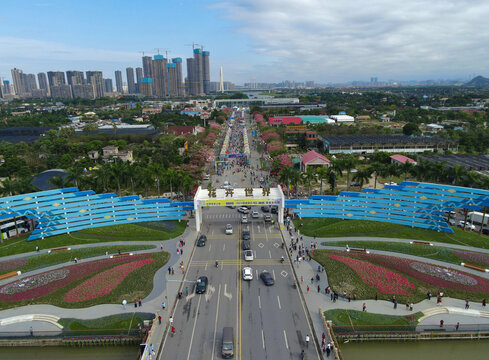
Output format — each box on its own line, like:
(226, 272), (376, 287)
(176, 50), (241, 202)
(184, 141), (188, 150)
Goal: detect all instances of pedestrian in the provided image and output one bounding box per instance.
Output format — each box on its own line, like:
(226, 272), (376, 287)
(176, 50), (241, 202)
(301, 276), (303, 283)
(330, 293), (334, 301)
(483, 299), (487, 307)
(307, 286), (310, 293)
(171, 326), (175, 336)
(171, 267), (175, 275)
(405, 303), (409, 310)
(311, 277), (314, 284)
(394, 300), (397, 309)
(316, 274), (320, 282)
(134, 299), (137, 308)
(347, 295), (351, 302)
(343, 291), (346, 300)
(375, 293), (378, 301)
(160, 243), (163, 251)
(410, 303), (413, 311)
(180, 248), (183, 256)
(162, 302), (166, 311)
(176, 248), (179, 255)
(305, 334), (310, 347)
(362, 303), (366, 312)
(440, 320), (444, 327)
(169, 316), (174, 326)
(427, 292), (432, 300)
(29, 326), (33, 336)
(456, 322), (460, 331)
(158, 315), (162, 324)
(122, 299), (127, 309)
(326, 345), (331, 357)
(317, 284), (321, 293)
(465, 299), (470, 309)
(36, 246), (39, 252)
(181, 266), (185, 274)
(139, 297), (142, 307)
(322, 332), (326, 341)
(168, 267), (171, 275)
(185, 286), (189, 296)
(74, 257), (78, 263)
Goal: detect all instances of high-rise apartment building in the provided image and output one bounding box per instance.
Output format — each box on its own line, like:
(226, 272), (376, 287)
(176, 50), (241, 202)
(104, 78), (113, 93)
(142, 56), (154, 79)
(152, 55), (168, 97)
(115, 70), (123, 93)
(47, 71), (66, 87)
(66, 70), (84, 86)
(11, 68), (26, 95)
(38, 73), (49, 95)
(172, 58), (184, 97)
(167, 63), (177, 97)
(50, 84), (73, 99)
(2, 81), (12, 95)
(202, 51), (210, 94)
(140, 78), (153, 97)
(186, 58), (194, 96)
(135, 67), (143, 93)
(126, 67), (136, 94)
(86, 71), (104, 98)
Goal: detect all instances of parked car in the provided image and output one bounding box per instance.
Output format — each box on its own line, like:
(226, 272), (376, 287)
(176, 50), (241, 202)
(260, 271), (274, 286)
(242, 267), (253, 280)
(238, 207), (250, 214)
(195, 276), (208, 294)
(271, 206), (278, 214)
(242, 240), (250, 250)
(350, 182), (361, 187)
(242, 230), (250, 240)
(242, 215), (248, 224)
(244, 250), (254, 261)
(251, 211), (259, 218)
(261, 206), (270, 213)
(197, 235), (207, 247)
(225, 224), (233, 234)
(264, 214), (272, 222)
(459, 221), (476, 230)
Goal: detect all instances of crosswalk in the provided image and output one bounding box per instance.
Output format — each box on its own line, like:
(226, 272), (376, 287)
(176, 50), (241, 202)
(190, 259), (288, 266)
(204, 213), (256, 220)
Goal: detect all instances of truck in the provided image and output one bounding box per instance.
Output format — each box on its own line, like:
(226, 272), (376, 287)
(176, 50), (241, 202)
(467, 211), (489, 226)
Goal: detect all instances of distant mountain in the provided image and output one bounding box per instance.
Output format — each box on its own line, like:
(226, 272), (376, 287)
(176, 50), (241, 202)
(466, 75), (489, 87)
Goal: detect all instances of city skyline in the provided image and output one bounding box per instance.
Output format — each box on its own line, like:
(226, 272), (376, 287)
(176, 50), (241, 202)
(0, 0), (489, 84)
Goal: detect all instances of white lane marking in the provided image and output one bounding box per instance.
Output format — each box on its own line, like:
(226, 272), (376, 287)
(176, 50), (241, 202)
(258, 295), (261, 309)
(268, 249), (271, 259)
(277, 295), (281, 309)
(186, 290), (203, 360)
(223, 243), (225, 251)
(208, 244), (212, 253)
(264, 224), (269, 242)
(205, 284), (216, 302)
(211, 284), (222, 360)
(186, 292), (196, 301)
(283, 330), (289, 349)
(272, 269), (276, 280)
(256, 269), (258, 279)
(211, 228), (215, 235)
(205, 262), (208, 271)
(224, 283), (233, 300)
(257, 225), (261, 233)
(262, 329), (265, 349)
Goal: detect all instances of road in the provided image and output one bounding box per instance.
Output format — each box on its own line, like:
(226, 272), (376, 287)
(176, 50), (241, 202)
(159, 112), (320, 359)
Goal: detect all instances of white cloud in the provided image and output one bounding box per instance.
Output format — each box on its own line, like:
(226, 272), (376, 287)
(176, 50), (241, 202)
(214, 0), (489, 82)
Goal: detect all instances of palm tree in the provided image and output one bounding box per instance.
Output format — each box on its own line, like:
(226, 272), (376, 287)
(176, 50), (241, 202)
(316, 167), (328, 195)
(165, 169), (178, 200)
(109, 159), (126, 196)
(326, 166), (337, 193)
(138, 168), (154, 197)
(339, 155), (357, 191)
(125, 162), (141, 195)
(302, 166), (316, 197)
(400, 161), (414, 182)
(48, 176), (72, 189)
(279, 167), (294, 198)
(182, 174), (196, 200)
(67, 164), (85, 189)
(290, 169), (302, 196)
(448, 164), (467, 186)
(368, 162), (383, 189)
(352, 168), (373, 187)
(149, 163), (165, 196)
(0, 178), (17, 197)
(94, 165), (111, 193)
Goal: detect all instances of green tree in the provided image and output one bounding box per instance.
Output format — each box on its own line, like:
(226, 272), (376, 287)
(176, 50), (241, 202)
(352, 167), (372, 187)
(109, 159), (126, 196)
(339, 155), (357, 191)
(302, 166), (316, 197)
(149, 163), (165, 197)
(403, 122), (421, 136)
(315, 167), (328, 195)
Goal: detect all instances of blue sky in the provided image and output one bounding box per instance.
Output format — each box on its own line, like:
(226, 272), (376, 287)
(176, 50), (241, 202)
(1, 0), (489, 84)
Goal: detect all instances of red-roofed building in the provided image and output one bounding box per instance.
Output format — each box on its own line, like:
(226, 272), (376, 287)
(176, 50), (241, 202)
(390, 154), (417, 165)
(301, 150), (330, 171)
(269, 116), (302, 126)
(167, 126), (197, 137)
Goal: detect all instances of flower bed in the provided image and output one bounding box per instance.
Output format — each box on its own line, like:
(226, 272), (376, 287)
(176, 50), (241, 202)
(452, 250), (489, 267)
(329, 255), (415, 295)
(343, 252), (489, 293)
(0, 258), (28, 274)
(64, 258), (154, 302)
(0, 254), (152, 302)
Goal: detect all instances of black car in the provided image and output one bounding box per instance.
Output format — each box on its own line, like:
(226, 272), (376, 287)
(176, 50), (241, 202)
(261, 206), (270, 212)
(195, 276), (208, 294)
(197, 235), (207, 247)
(271, 206), (278, 214)
(260, 271), (274, 286)
(242, 230), (250, 240)
(242, 240), (250, 250)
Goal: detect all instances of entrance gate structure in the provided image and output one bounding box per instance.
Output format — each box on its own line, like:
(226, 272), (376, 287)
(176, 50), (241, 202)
(194, 186), (285, 232)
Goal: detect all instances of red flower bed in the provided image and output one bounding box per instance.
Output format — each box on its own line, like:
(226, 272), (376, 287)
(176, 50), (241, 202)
(329, 254), (415, 295)
(0, 258), (28, 273)
(337, 251), (489, 293)
(453, 250), (489, 267)
(0, 254), (152, 302)
(64, 258), (154, 302)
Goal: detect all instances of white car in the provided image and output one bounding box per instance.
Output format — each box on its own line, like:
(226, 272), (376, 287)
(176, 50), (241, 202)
(244, 250), (254, 261)
(225, 224), (233, 235)
(238, 207), (250, 214)
(459, 221), (476, 230)
(384, 182), (397, 186)
(242, 267), (253, 280)
(241, 215), (248, 224)
(251, 211), (259, 218)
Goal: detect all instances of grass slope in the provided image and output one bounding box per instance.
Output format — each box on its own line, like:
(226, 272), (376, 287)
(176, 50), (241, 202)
(294, 218), (489, 249)
(59, 313), (155, 331)
(0, 221), (186, 257)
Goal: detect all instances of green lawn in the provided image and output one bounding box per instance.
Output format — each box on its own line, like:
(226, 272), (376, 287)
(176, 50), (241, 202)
(325, 309), (422, 332)
(59, 313), (155, 331)
(0, 245), (155, 276)
(0, 252), (170, 311)
(0, 221), (187, 257)
(294, 218), (489, 249)
(320, 241), (476, 266)
(312, 249), (489, 303)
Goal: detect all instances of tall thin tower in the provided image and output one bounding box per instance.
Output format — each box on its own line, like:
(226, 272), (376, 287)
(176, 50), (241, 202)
(219, 66), (224, 93)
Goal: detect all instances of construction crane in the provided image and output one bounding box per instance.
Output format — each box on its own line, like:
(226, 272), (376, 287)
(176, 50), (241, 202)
(139, 51), (146, 57)
(154, 48), (171, 59)
(185, 42), (201, 50)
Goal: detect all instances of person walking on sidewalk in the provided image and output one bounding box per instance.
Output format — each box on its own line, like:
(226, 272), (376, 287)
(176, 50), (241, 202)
(305, 334), (310, 347)
(363, 303), (366, 312)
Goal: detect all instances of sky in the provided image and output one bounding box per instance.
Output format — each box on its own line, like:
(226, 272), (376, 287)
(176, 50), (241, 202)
(1, 0), (489, 85)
